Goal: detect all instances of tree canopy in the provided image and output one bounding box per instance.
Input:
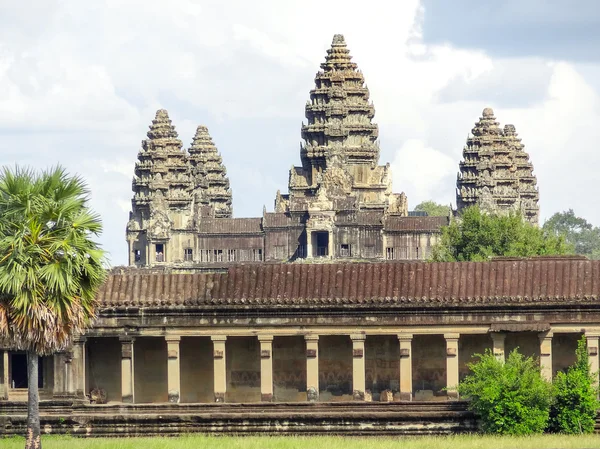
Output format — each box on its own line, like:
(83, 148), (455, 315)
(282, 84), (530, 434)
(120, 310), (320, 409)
(543, 210), (600, 260)
(432, 206), (571, 262)
(413, 200), (451, 217)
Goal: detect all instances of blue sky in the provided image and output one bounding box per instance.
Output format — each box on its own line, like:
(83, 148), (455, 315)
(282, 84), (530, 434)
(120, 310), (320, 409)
(1, 0), (598, 265)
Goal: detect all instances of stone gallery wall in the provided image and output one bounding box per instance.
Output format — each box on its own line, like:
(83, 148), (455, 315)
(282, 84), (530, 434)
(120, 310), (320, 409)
(273, 336), (307, 402)
(226, 336), (261, 402)
(86, 337), (121, 402)
(180, 337), (214, 403)
(319, 335), (353, 401)
(134, 337), (168, 403)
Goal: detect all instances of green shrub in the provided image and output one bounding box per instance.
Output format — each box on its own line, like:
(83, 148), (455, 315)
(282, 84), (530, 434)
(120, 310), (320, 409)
(548, 336), (600, 434)
(458, 349), (552, 435)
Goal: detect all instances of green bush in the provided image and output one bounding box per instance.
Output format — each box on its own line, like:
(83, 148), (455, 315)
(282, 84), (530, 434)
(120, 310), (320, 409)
(458, 349), (552, 435)
(548, 336), (600, 434)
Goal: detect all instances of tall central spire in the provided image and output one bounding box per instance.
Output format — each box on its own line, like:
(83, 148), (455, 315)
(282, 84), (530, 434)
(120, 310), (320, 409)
(300, 34), (379, 170)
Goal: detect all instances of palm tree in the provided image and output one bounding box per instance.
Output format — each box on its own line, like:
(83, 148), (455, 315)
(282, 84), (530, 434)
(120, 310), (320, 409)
(0, 166), (106, 449)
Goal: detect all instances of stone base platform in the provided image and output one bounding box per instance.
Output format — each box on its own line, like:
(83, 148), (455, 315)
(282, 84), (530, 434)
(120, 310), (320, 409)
(0, 401), (478, 437)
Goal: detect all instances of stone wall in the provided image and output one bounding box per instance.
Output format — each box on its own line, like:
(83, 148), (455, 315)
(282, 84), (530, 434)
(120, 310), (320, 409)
(134, 337), (168, 403)
(180, 337), (213, 403)
(226, 337), (261, 402)
(273, 336), (306, 402)
(319, 335), (353, 401)
(553, 333), (583, 375)
(458, 334), (492, 382)
(365, 335), (399, 400)
(86, 337), (121, 402)
(413, 335), (447, 399)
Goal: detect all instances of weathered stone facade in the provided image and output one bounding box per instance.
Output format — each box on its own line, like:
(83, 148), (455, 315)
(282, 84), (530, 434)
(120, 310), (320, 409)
(456, 108), (540, 224)
(126, 35), (446, 268)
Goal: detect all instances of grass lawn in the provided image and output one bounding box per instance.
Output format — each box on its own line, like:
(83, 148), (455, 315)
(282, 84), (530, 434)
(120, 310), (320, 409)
(1, 434), (600, 449)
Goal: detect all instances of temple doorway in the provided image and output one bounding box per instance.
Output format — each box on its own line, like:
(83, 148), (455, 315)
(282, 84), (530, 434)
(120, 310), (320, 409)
(10, 353), (43, 389)
(312, 231), (329, 257)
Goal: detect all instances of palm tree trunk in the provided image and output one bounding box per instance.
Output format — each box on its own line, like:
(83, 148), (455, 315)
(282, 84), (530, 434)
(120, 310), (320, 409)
(25, 351), (41, 449)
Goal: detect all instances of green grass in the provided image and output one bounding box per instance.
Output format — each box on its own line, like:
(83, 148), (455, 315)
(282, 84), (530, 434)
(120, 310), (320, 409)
(1, 435), (600, 449)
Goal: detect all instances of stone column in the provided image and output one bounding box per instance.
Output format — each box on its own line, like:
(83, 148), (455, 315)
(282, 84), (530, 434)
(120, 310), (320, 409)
(491, 332), (506, 361)
(539, 331), (553, 381)
(166, 336), (181, 403)
(327, 231), (334, 259)
(0, 350), (8, 400)
(306, 232), (313, 259)
(211, 336), (227, 403)
(72, 337), (86, 397)
(351, 334), (366, 400)
(445, 333), (460, 399)
(585, 332), (600, 390)
(120, 337), (135, 403)
(305, 335), (319, 401)
(64, 350), (75, 396)
(398, 333), (413, 401)
(259, 335), (274, 402)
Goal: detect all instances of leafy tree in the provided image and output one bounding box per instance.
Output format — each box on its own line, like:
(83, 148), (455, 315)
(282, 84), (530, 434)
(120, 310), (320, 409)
(458, 349), (553, 435)
(414, 200), (451, 217)
(0, 167), (106, 449)
(543, 210), (600, 260)
(432, 206), (571, 262)
(548, 336), (600, 434)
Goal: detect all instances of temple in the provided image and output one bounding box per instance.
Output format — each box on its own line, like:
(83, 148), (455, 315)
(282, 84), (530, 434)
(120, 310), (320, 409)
(126, 35), (448, 268)
(456, 108), (540, 224)
(1, 35), (590, 438)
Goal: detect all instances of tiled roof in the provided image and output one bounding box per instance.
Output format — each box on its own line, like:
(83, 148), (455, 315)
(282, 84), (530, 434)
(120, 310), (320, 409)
(197, 218), (262, 234)
(384, 216), (449, 232)
(97, 258), (600, 309)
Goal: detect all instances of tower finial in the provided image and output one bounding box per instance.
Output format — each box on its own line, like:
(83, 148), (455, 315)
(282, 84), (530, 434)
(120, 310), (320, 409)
(332, 34), (346, 46)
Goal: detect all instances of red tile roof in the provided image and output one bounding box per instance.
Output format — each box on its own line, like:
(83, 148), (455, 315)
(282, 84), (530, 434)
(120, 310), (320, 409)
(97, 258), (600, 309)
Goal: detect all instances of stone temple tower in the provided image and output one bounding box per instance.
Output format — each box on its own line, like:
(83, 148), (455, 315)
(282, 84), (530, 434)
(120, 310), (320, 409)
(456, 108), (539, 224)
(187, 125), (233, 219)
(127, 110), (234, 266)
(276, 34), (406, 215)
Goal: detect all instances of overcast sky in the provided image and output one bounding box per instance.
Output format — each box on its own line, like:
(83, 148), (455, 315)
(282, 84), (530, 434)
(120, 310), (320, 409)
(1, 0), (599, 266)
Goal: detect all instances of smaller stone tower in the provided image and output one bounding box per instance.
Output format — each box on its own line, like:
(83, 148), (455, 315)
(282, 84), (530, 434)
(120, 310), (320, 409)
(456, 108), (540, 224)
(187, 125), (233, 218)
(127, 109), (194, 265)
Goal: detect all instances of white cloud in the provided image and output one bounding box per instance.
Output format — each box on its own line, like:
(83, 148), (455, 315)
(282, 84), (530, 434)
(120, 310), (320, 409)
(0, 0), (598, 265)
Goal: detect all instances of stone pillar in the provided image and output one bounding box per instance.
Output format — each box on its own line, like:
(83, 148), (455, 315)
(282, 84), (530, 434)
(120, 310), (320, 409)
(305, 335), (319, 401)
(445, 333), (460, 399)
(120, 337), (135, 403)
(585, 332), (600, 390)
(491, 332), (506, 361)
(306, 232), (313, 259)
(166, 336), (181, 403)
(64, 350), (75, 396)
(398, 333), (412, 401)
(259, 335), (274, 402)
(211, 336), (227, 403)
(539, 331), (553, 381)
(0, 350), (8, 400)
(351, 334), (366, 400)
(327, 231), (334, 259)
(72, 337), (86, 397)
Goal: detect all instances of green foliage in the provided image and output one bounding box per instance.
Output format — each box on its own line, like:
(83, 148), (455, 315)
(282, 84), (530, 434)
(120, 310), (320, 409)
(432, 206), (571, 262)
(458, 349), (552, 435)
(414, 200), (451, 217)
(0, 166), (107, 354)
(543, 210), (600, 260)
(548, 336), (600, 434)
